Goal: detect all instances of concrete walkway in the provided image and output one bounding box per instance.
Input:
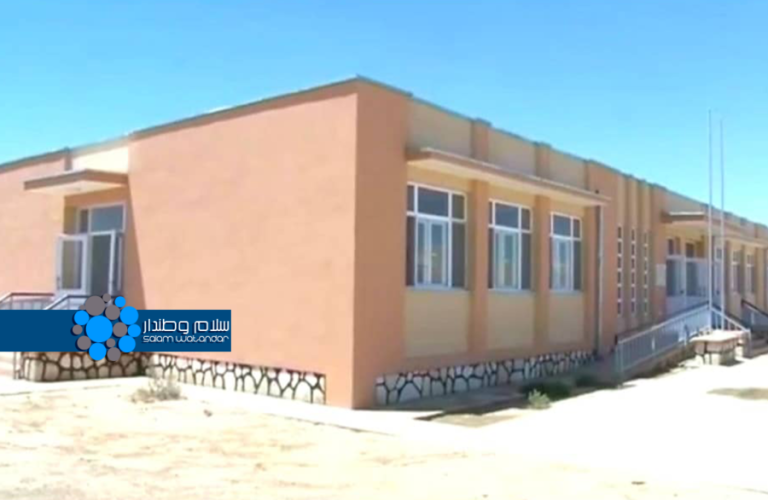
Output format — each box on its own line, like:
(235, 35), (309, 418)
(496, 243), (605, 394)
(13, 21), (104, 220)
(182, 357), (768, 492)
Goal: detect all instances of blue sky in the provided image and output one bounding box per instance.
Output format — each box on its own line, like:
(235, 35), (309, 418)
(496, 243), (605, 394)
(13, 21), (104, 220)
(1, 1), (765, 221)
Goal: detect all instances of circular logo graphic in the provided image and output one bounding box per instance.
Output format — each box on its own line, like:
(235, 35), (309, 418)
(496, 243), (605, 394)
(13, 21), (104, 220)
(72, 294), (139, 361)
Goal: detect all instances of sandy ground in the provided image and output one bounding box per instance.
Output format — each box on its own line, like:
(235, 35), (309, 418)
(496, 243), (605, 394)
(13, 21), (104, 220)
(1, 377), (767, 500)
(467, 356), (768, 493)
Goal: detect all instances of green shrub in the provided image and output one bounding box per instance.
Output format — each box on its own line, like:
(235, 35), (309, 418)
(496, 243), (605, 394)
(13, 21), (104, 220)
(522, 380), (572, 400)
(527, 389), (551, 410)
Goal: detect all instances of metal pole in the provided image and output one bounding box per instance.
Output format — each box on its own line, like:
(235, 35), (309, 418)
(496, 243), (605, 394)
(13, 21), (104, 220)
(596, 205), (604, 354)
(707, 110), (714, 331)
(720, 118), (727, 328)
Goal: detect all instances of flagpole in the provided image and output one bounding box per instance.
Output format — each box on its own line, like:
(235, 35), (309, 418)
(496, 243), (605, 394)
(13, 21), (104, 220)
(719, 118), (726, 326)
(707, 110), (714, 331)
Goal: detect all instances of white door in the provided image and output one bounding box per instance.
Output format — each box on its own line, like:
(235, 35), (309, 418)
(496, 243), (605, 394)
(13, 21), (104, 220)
(56, 234), (88, 295)
(87, 230), (123, 297)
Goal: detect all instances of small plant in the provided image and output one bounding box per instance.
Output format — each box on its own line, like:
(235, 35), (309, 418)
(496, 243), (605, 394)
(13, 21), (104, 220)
(527, 389), (551, 410)
(522, 380), (572, 400)
(132, 372), (183, 403)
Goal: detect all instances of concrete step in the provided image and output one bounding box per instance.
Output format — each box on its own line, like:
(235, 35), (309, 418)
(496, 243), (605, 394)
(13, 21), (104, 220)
(748, 337), (768, 358)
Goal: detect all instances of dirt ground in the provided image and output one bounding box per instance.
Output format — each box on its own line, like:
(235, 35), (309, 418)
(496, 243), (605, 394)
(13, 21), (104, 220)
(1, 382), (766, 500)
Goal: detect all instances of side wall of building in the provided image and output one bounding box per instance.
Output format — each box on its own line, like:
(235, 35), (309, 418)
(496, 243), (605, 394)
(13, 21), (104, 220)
(123, 85), (361, 406)
(0, 157), (67, 293)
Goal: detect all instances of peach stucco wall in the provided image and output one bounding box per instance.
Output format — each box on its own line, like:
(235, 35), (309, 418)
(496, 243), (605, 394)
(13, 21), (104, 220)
(405, 290), (470, 356)
(350, 83), (410, 406)
(0, 157), (66, 293)
(125, 84), (361, 407)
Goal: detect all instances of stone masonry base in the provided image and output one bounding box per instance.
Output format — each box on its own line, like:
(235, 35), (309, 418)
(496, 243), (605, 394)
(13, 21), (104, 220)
(376, 350), (594, 406)
(19, 352), (149, 381)
(147, 354), (326, 404)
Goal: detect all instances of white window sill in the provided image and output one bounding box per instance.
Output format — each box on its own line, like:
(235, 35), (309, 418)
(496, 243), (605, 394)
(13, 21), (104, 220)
(408, 286), (467, 293)
(490, 289), (534, 296)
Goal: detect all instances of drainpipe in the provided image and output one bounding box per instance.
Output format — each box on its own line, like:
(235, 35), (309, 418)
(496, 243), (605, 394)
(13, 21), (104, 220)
(596, 204), (604, 355)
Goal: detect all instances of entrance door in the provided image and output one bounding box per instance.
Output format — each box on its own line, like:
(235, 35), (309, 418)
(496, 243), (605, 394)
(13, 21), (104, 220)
(56, 231), (123, 297)
(88, 230), (123, 297)
(56, 234), (88, 295)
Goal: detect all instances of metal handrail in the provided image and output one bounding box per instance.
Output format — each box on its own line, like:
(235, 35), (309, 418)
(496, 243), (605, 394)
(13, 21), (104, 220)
(712, 308), (751, 352)
(616, 301), (711, 343)
(0, 292), (55, 310)
(615, 303), (710, 379)
(741, 299), (768, 331)
(0, 291), (54, 302)
(45, 294), (90, 311)
(619, 303), (709, 344)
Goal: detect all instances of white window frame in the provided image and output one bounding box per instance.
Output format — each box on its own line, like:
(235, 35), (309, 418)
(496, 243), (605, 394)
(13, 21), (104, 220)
(550, 213), (581, 292)
(489, 200), (532, 291)
(71, 203), (127, 297)
(77, 203), (127, 234)
(407, 183), (465, 290)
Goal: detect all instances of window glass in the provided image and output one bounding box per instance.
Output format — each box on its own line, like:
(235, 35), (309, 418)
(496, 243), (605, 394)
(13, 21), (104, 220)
(416, 220), (427, 284)
(487, 228), (494, 288)
(451, 194), (465, 220)
(489, 202), (532, 291)
(417, 188), (449, 216)
(521, 208), (531, 231)
(429, 223), (446, 284)
(78, 210), (89, 234)
(451, 222), (466, 288)
(574, 240), (582, 290)
(90, 206), (124, 232)
(521, 233), (531, 290)
(553, 215), (571, 236)
(495, 204), (519, 228)
(406, 184), (466, 289)
(550, 214), (580, 291)
(552, 238), (571, 290)
(494, 231), (520, 289)
(405, 217), (415, 286)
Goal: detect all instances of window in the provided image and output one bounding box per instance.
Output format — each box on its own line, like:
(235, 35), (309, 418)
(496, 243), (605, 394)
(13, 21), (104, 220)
(406, 184), (465, 288)
(731, 249), (741, 292)
(77, 205), (125, 233)
(488, 201), (532, 290)
(617, 226), (623, 315)
(550, 214), (582, 292)
(746, 252), (755, 295)
(642, 232), (649, 314)
(630, 229), (637, 315)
